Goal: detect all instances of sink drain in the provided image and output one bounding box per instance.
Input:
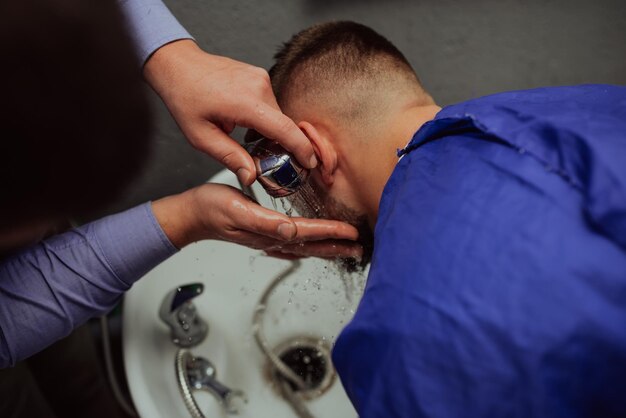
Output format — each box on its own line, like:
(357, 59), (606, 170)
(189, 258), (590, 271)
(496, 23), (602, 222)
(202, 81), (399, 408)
(267, 337), (335, 400)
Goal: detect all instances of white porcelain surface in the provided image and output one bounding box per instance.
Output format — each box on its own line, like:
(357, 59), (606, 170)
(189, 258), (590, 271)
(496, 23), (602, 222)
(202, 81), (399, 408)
(123, 169), (366, 418)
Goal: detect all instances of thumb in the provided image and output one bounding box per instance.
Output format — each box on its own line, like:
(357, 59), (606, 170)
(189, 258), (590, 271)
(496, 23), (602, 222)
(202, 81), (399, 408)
(237, 102), (317, 170)
(237, 201), (298, 241)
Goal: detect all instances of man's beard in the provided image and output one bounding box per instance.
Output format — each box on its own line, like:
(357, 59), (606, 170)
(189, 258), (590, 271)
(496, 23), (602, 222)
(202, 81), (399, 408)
(287, 179), (374, 272)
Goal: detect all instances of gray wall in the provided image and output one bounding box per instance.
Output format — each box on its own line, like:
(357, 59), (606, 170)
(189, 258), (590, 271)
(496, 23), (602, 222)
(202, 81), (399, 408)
(104, 0), (626, 215)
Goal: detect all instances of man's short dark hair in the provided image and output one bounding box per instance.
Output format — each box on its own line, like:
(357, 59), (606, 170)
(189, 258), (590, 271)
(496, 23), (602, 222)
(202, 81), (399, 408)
(0, 0), (152, 228)
(269, 21), (428, 111)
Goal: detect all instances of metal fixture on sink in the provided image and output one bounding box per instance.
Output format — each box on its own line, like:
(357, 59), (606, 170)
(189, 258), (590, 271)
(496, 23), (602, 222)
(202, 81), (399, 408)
(160, 283), (247, 416)
(159, 283), (208, 347)
(176, 349), (248, 417)
(246, 137), (309, 198)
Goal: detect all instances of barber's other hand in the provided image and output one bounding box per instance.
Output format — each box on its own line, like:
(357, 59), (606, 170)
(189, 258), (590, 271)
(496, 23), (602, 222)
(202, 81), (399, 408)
(152, 183), (363, 260)
(144, 40), (317, 185)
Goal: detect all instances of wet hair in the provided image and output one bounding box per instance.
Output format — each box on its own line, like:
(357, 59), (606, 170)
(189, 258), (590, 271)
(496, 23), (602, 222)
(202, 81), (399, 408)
(268, 21), (430, 121)
(0, 0), (152, 229)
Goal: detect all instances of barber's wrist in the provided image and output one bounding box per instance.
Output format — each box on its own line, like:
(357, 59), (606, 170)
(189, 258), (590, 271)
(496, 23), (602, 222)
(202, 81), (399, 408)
(151, 191), (198, 249)
(143, 39), (202, 97)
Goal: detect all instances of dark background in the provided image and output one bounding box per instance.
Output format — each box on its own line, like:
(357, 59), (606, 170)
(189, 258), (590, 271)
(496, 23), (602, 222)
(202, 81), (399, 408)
(103, 0), (626, 215)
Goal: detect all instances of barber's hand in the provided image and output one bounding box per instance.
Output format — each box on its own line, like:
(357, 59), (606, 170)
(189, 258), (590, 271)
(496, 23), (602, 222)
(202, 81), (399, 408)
(144, 39), (317, 185)
(152, 183), (363, 260)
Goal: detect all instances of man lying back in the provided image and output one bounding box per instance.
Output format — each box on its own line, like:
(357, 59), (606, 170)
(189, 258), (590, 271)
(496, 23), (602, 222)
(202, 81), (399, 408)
(261, 21), (626, 417)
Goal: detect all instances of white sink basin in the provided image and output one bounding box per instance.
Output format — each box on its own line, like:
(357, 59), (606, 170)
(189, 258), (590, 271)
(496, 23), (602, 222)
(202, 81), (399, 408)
(123, 169), (366, 418)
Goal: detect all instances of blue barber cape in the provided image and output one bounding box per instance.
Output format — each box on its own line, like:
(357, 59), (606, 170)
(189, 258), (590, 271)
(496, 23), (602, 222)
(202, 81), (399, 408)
(333, 85), (626, 418)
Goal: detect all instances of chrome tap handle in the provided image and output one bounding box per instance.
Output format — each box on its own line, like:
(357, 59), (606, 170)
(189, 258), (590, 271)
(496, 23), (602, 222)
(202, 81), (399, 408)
(189, 359), (247, 414)
(159, 283), (208, 347)
(176, 349), (248, 416)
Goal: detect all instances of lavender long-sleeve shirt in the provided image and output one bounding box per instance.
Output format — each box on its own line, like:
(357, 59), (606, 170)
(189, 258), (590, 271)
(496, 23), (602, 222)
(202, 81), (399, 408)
(0, 1), (189, 368)
(118, 0), (193, 64)
(0, 204), (177, 367)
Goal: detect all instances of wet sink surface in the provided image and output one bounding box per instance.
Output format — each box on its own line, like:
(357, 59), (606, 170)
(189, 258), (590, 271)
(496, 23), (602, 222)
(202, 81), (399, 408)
(123, 169), (365, 418)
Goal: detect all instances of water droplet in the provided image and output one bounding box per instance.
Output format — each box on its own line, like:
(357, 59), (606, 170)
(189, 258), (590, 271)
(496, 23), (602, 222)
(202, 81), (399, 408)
(310, 304), (318, 312)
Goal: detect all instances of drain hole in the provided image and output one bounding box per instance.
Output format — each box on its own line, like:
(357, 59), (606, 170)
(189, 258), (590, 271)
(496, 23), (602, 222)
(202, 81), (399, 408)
(268, 337), (335, 400)
(279, 346), (327, 391)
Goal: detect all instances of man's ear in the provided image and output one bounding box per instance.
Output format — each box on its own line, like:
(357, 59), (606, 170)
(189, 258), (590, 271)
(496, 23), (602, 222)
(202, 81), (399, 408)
(298, 121), (337, 186)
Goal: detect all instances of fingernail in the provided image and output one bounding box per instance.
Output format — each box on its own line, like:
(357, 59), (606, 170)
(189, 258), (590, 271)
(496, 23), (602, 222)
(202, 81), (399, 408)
(237, 168), (252, 184)
(277, 223), (296, 240)
(308, 155), (318, 169)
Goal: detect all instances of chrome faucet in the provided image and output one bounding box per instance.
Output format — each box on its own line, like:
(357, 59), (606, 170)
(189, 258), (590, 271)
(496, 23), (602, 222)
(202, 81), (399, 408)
(159, 283), (208, 347)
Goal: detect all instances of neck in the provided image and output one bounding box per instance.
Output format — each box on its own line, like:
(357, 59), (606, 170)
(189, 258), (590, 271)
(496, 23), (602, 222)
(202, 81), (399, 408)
(359, 103), (441, 228)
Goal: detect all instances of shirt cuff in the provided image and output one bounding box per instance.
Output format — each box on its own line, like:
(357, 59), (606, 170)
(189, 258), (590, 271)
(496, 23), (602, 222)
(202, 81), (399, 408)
(118, 0), (194, 65)
(87, 202), (178, 287)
